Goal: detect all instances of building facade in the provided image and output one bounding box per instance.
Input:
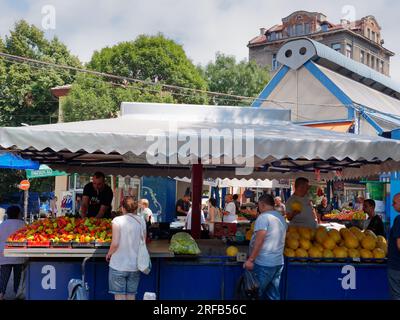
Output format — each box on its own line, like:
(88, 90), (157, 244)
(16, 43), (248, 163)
(248, 11), (394, 76)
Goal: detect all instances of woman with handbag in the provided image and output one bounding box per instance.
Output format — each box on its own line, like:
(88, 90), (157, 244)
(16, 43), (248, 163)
(106, 196), (147, 300)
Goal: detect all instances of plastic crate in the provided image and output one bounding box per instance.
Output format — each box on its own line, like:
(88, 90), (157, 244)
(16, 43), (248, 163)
(27, 240), (51, 248)
(94, 241), (111, 248)
(50, 241), (72, 248)
(6, 241), (27, 248)
(71, 241), (95, 248)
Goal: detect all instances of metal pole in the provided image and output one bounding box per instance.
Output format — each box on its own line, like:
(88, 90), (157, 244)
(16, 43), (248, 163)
(24, 190), (28, 222)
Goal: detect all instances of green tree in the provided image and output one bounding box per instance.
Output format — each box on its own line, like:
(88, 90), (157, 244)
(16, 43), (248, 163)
(88, 34), (208, 104)
(63, 73), (174, 122)
(0, 20), (81, 126)
(202, 53), (270, 106)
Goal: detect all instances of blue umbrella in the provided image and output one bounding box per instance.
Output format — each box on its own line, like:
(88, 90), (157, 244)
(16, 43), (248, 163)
(0, 152), (40, 170)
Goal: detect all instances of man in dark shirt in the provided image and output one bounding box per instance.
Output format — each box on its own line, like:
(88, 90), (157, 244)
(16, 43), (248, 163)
(388, 193), (400, 300)
(175, 194), (191, 218)
(364, 199), (385, 237)
(316, 196), (333, 222)
(81, 172), (113, 219)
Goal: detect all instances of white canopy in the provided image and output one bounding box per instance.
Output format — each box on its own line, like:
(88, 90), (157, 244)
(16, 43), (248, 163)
(1, 102), (400, 180)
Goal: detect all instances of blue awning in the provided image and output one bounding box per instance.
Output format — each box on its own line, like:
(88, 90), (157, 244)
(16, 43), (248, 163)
(0, 152), (40, 170)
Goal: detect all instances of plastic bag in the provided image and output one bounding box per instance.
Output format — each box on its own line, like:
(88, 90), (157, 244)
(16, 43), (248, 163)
(235, 270), (259, 300)
(169, 232), (201, 255)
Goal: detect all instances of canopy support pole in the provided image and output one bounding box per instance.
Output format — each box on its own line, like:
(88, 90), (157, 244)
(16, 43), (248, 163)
(191, 163), (203, 239)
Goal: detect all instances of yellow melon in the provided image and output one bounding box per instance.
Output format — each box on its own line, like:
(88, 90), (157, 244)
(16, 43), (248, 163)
(361, 236), (377, 250)
(314, 243), (324, 252)
(287, 226), (298, 234)
(287, 232), (300, 240)
(315, 227), (328, 244)
(377, 241), (388, 255)
(299, 238), (312, 250)
(377, 236), (387, 245)
(349, 227), (365, 241)
(323, 249), (334, 260)
(340, 228), (351, 239)
(348, 248), (360, 258)
(323, 237), (336, 250)
(226, 246), (239, 257)
(286, 237), (299, 250)
(299, 227), (312, 240)
(360, 249), (373, 259)
(373, 248), (386, 259)
(284, 248), (296, 257)
(308, 246), (323, 259)
(328, 229), (341, 243)
(344, 234), (359, 249)
(295, 248), (308, 258)
(310, 228), (316, 240)
(364, 230), (377, 240)
(333, 247), (348, 258)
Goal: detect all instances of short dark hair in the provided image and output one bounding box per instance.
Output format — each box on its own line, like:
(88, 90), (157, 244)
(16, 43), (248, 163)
(93, 171), (105, 180)
(364, 199), (375, 209)
(258, 194), (275, 207)
(295, 177), (309, 188)
(6, 206), (21, 219)
(209, 198), (217, 207)
(233, 194), (239, 200)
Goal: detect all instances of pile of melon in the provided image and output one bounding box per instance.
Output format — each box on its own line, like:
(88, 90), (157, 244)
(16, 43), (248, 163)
(284, 225), (387, 261)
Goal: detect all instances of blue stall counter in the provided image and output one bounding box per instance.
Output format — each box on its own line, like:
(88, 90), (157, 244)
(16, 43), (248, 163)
(284, 261), (390, 300)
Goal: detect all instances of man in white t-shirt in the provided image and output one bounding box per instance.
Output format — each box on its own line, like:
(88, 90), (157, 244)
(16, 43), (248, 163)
(223, 194), (237, 223)
(286, 177), (318, 229)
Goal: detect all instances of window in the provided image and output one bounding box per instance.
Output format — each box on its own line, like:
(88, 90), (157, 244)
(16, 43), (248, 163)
(367, 28), (371, 39)
(321, 24), (329, 32)
(270, 32), (276, 41)
(295, 24), (303, 35)
(332, 43), (341, 52)
(366, 53), (370, 66)
(272, 53), (280, 71)
(380, 60), (385, 73)
(376, 57), (380, 71)
(304, 23), (311, 34)
(345, 44), (352, 58)
(360, 50), (365, 64)
(371, 56), (375, 69)
(372, 31), (376, 42)
(276, 32), (282, 39)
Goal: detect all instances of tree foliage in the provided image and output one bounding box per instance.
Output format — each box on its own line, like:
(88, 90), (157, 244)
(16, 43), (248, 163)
(201, 53), (270, 106)
(88, 34), (208, 104)
(0, 20), (81, 126)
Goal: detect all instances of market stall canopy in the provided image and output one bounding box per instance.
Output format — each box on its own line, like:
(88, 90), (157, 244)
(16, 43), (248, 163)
(1, 102), (400, 180)
(0, 151), (39, 170)
(26, 164), (67, 179)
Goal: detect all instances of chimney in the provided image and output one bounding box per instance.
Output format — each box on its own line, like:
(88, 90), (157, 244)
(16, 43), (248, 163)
(260, 28), (267, 35)
(340, 19), (350, 26)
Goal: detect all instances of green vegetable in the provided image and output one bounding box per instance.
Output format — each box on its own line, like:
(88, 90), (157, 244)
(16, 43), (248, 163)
(169, 232), (201, 255)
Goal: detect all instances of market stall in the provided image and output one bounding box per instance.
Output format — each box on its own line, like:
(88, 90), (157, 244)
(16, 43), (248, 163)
(2, 102), (400, 300)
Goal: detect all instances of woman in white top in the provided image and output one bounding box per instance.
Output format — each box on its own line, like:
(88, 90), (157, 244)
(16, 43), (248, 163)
(106, 196), (146, 300)
(0, 206), (27, 300)
(206, 198), (222, 235)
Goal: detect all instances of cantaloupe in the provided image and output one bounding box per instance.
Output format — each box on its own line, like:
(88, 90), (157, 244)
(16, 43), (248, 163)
(361, 236), (377, 250)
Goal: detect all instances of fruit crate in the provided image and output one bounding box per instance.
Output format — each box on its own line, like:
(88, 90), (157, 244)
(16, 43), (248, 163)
(287, 257), (387, 263)
(94, 241), (111, 248)
(71, 241), (96, 248)
(27, 241), (51, 248)
(6, 241), (27, 248)
(50, 241), (72, 248)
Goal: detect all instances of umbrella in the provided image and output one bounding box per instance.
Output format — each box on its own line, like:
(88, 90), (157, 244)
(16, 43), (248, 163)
(0, 152), (39, 170)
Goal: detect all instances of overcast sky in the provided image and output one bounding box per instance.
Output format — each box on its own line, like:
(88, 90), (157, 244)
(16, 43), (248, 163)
(1, 0), (400, 81)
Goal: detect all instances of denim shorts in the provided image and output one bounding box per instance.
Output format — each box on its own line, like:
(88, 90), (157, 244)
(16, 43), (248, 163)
(108, 267), (141, 295)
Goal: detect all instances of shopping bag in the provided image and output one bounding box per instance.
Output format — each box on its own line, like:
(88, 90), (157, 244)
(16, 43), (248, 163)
(235, 270), (259, 300)
(68, 279), (89, 300)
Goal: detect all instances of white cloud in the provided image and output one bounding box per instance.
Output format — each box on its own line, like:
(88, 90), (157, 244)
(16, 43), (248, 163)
(1, 0), (400, 81)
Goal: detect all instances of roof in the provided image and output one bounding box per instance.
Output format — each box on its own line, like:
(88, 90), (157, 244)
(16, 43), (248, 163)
(278, 38), (400, 99)
(2, 102), (400, 180)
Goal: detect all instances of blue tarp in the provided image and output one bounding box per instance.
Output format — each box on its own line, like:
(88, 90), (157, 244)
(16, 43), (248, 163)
(0, 152), (39, 170)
